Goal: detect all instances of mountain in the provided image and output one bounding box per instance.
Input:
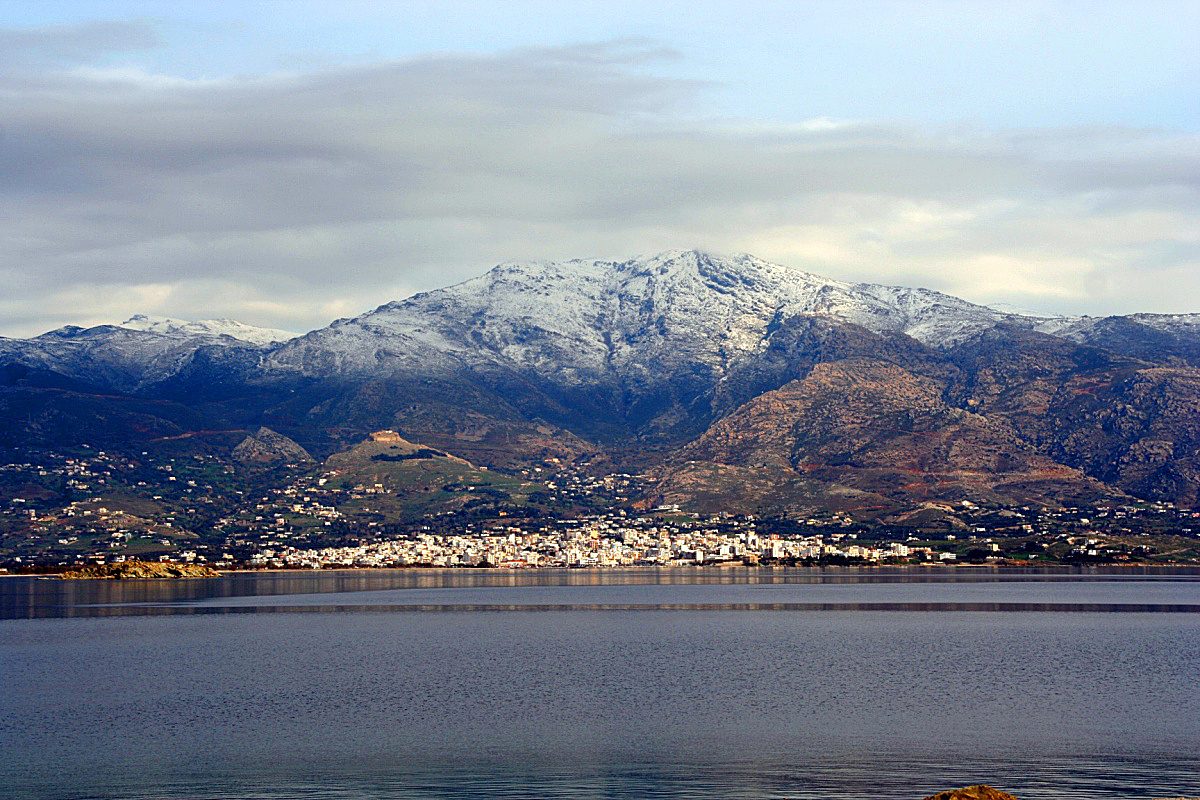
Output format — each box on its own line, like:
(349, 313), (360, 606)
(258, 250), (1045, 446)
(263, 249), (1014, 379)
(263, 249), (1024, 386)
(258, 250), (1200, 445)
(1039, 314), (1200, 365)
(119, 315), (297, 346)
(4, 249), (1200, 515)
(0, 314), (290, 394)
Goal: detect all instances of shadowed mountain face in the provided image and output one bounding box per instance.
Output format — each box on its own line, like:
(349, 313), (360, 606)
(4, 250), (1200, 514)
(656, 358), (1110, 516)
(1048, 367), (1200, 505)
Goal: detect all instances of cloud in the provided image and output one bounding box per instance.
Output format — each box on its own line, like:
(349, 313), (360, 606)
(0, 21), (160, 69)
(0, 34), (1197, 337)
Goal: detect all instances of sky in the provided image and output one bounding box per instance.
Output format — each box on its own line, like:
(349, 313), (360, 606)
(1, 0), (1197, 336)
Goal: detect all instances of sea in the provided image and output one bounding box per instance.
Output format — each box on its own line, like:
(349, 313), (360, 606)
(2, 567), (1198, 799)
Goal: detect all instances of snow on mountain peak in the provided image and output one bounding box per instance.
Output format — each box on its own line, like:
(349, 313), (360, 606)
(15, 250), (1200, 397)
(120, 315), (297, 345)
(263, 250), (1025, 381)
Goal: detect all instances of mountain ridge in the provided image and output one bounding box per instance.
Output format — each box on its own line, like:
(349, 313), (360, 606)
(10, 250), (1200, 377)
(120, 314), (298, 346)
(4, 249), (1200, 515)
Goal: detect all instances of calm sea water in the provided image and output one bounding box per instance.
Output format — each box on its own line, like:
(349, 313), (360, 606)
(2, 568), (1198, 799)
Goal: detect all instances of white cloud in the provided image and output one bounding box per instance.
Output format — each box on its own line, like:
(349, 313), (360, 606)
(0, 37), (1197, 337)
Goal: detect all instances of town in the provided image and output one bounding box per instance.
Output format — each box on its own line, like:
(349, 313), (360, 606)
(3, 444), (1200, 571)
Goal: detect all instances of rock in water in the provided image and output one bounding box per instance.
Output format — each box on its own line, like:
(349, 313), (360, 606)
(232, 426), (313, 465)
(60, 562), (219, 580)
(922, 787), (1020, 800)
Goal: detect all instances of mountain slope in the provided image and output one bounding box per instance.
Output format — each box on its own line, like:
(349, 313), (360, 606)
(321, 430), (542, 522)
(1047, 367), (1200, 505)
(655, 358), (1113, 516)
(1039, 314), (1200, 366)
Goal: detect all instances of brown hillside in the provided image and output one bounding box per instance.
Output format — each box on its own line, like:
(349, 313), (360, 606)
(656, 358), (1114, 516)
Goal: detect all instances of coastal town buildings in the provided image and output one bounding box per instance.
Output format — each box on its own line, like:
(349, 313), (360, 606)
(2, 447), (1198, 569)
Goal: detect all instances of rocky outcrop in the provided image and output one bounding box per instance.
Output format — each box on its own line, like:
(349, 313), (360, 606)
(232, 426), (313, 465)
(918, 789), (1195, 800)
(60, 561), (219, 579)
(921, 787), (1018, 800)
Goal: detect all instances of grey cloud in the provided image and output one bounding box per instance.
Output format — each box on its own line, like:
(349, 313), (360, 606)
(0, 37), (1197, 337)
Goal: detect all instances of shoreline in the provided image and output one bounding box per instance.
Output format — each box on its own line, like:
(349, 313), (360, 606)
(5, 562), (1199, 579)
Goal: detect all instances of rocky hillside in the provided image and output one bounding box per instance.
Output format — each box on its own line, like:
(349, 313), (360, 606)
(656, 358), (1110, 516)
(320, 430), (542, 522)
(232, 427), (314, 466)
(59, 561), (219, 579)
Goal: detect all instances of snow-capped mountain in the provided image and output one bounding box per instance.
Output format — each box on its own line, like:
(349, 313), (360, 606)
(0, 314), (290, 393)
(119, 315), (297, 346)
(264, 249), (1026, 382)
(1036, 312), (1200, 345)
(9, 250), (1200, 398)
(7, 249), (1200, 510)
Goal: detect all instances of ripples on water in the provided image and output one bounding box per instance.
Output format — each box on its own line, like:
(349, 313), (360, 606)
(32, 755), (1200, 800)
(4, 565), (1200, 619)
(1, 568), (1198, 799)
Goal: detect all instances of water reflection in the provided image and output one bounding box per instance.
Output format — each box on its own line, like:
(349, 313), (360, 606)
(2, 566), (1198, 619)
(4, 583), (1199, 799)
(61, 601), (1200, 616)
(14, 752), (1200, 800)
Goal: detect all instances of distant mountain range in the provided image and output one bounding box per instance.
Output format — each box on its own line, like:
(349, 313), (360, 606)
(5, 249), (1200, 516)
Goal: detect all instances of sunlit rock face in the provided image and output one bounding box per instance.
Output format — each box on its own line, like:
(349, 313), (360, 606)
(920, 786), (1020, 800)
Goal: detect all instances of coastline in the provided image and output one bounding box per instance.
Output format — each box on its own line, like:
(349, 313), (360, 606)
(5, 561), (1200, 579)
